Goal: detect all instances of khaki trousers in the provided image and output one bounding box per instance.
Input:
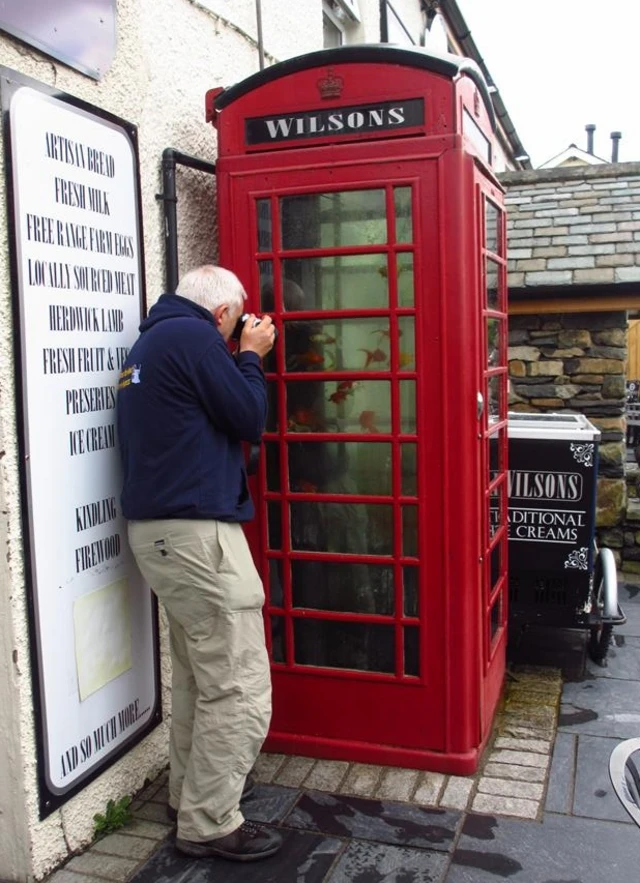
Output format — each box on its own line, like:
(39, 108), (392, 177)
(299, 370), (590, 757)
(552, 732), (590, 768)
(127, 518), (272, 842)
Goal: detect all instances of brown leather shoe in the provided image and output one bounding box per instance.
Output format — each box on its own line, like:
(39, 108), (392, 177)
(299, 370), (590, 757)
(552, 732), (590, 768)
(167, 776), (257, 823)
(175, 821), (282, 861)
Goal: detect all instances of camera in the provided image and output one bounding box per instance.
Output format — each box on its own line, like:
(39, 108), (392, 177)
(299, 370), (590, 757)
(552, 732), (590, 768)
(231, 313), (278, 342)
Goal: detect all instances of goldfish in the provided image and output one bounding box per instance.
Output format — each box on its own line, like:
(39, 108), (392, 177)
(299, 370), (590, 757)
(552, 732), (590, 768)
(310, 332), (337, 344)
(287, 408), (318, 431)
(296, 480), (318, 493)
(398, 351), (414, 368)
(358, 348), (387, 368)
(371, 328), (402, 340)
(293, 349), (324, 367)
(328, 380), (357, 405)
(359, 410), (380, 433)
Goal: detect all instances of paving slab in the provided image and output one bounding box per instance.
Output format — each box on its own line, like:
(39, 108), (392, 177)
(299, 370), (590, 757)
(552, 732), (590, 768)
(326, 839), (449, 882)
(544, 731), (576, 813)
(446, 811), (640, 882)
(615, 583), (640, 637)
(283, 790), (461, 852)
(241, 783), (301, 824)
(128, 829), (344, 883)
(559, 677), (640, 737)
(587, 633), (640, 680)
(572, 734), (632, 823)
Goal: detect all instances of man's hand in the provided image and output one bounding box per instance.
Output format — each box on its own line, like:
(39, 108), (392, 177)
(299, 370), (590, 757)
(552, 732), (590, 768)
(239, 314), (276, 358)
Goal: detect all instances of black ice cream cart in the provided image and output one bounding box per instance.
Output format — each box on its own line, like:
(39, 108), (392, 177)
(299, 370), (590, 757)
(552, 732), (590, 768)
(505, 413), (625, 663)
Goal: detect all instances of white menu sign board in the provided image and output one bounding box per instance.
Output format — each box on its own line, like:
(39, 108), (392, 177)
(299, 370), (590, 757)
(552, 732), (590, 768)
(3, 74), (159, 815)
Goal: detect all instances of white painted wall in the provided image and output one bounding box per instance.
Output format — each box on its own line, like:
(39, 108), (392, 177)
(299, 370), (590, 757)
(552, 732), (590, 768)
(0, 1), (424, 879)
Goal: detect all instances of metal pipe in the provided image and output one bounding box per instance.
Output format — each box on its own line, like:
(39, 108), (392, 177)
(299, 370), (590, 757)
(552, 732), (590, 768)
(585, 123), (595, 155)
(611, 131), (622, 163)
(256, 0), (265, 71)
(157, 148), (216, 293)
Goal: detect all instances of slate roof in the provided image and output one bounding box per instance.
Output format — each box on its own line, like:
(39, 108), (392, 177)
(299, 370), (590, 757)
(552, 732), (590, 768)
(499, 162), (640, 293)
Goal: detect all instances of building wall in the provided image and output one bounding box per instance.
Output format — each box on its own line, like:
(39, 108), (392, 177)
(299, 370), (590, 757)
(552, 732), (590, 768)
(1, 1), (427, 879)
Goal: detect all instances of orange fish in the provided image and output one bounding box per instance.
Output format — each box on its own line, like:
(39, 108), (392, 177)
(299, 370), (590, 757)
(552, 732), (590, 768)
(398, 351), (414, 368)
(287, 408), (318, 430)
(359, 410), (380, 433)
(337, 380), (354, 392)
(296, 349), (324, 366)
(296, 480), (318, 493)
(359, 348), (387, 368)
(310, 333), (337, 345)
(329, 390), (349, 404)
(371, 329), (402, 340)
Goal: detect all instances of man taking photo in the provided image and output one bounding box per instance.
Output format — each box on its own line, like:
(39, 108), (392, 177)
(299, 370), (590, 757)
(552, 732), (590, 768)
(117, 265), (279, 862)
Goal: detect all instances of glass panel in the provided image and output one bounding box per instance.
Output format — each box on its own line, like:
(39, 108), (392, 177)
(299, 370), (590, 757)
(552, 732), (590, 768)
(404, 626), (419, 676)
(267, 502), (282, 550)
(265, 442), (281, 491)
(288, 441), (392, 495)
(491, 539), (503, 589)
(394, 187), (413, 243)
(280, 189), (387, 250)
(490, 595), (502, 641)
(403, 566), (418, 617)
(291, 560), (394, 614)
(256, 200), (272, 252)
(489, 483), (504, 542)
(294, 619), (395, 673)
(398, 316), (416, 371)
(290, 501), (393, 555)
(486, 317), (502, 368)
(269, 558), (284, 607)
(271, 616), (285, 662)
(400, 380), (416, 433)
(489, 429), (504, 483)
(487, 374), (503, 424)
(401, 444), (417, 496)
(397, 252), (414, 307)
(485, 200), (500, 255)
(283, 317), (391, 373)
(281, 255), (388, 311)
(486, 258), (499, 309)
(259, 260), (274, 310)
(266, 382), (278, 431)
(402, 505), (418, 557)
(286, 380), (391, 434)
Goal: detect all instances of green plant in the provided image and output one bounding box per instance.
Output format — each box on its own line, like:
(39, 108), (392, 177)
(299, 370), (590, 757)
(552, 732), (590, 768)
(93, 795), (133, 838)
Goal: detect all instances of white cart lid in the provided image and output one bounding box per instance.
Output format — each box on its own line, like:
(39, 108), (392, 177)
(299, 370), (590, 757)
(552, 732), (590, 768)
(507, 411), (601, 442)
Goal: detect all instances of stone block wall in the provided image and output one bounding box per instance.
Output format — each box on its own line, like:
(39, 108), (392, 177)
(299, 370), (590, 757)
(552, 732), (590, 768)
(508, 311), (627, 561)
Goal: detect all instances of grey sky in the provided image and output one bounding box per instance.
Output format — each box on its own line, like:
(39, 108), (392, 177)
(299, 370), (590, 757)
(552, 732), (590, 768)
(459, 0), (640, 168)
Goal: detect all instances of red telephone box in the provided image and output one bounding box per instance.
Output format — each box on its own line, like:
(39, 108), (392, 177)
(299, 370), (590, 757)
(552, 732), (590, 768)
(207, 45), (508, 774)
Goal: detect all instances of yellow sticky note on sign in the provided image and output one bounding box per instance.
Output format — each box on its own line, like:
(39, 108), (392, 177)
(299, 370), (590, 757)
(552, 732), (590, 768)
(73, 579), (133, 701)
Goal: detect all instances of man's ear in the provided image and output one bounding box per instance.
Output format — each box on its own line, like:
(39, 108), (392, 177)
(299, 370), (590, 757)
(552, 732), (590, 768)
(212, 304), (228, 326)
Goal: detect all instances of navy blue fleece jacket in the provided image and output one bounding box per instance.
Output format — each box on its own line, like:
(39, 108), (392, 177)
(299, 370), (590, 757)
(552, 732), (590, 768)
(117, 293), (267, 522)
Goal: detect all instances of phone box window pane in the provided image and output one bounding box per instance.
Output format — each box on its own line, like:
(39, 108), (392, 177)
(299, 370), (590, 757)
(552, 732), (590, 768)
(404, 626), (419, 676)
(266, 383), (278, 431)
(403, 566), (419, 617)
(259, 260), (274, 310)
(397, 253), (414, 307)
(290, 501), (393, 555)
(269, 559), (284, 607)
(265, 442), (281, 491)
(397, 315), (415, 371)
(400, 380), (416, 433)
(284, 317), (391, 374)
(486, 259), (499, 309)
(256, 200), (272, 252)
(403, 506), (418, 557)
(282, 255), (388, 311)
(271, 616), (285, 662)
(490, 595), (502, 641)
(268, 502), (282, 550)
(485, 200), (500, 255)
(294, 619), (395, 673)
(401, 444), (417, 496)
(487, 317), (502, 368)
(394, 187), (413, 243)
(286, 380), (391, 434)
(280, 189), (387, 250)
(288, 441), (392, 496)
(291, 560), (394, 615)
(488, 375), (503, 422)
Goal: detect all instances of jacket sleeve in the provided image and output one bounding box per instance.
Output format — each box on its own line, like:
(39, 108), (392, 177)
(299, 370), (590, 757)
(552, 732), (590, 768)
(193, 339), (268, 443)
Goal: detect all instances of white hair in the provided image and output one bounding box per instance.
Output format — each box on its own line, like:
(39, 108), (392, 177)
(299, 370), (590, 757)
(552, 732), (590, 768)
(176, 265), (247, 312)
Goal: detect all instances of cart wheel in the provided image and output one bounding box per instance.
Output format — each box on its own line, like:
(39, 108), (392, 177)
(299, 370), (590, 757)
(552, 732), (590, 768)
(588, 547), (618, 666)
